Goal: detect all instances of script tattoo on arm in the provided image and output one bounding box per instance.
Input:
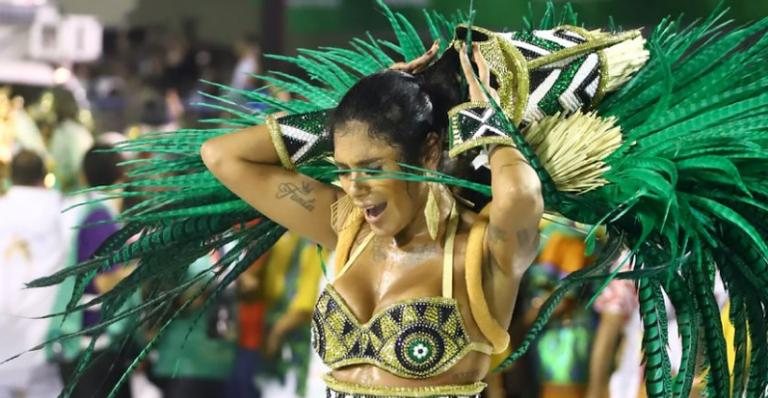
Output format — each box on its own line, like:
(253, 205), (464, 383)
(276, 182), (316, 211)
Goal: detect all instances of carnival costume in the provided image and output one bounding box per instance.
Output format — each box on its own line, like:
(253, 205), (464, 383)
(27, 1), (768, 397)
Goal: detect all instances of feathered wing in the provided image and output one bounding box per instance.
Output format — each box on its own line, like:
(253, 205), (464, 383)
(491, 8), (768, 398)
(593, 14), (768, 398)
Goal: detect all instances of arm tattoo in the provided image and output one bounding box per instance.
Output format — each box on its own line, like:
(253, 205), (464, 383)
(516, 228), (536, 248)
(488, 224), (507, 242)
(276, 182), (316, 211)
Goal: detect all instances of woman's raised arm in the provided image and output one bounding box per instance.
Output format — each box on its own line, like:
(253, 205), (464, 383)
(201, 124), (340, 248)
(457, 44), (544, 277)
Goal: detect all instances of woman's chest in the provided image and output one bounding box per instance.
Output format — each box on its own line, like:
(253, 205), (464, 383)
(332, 244), (448, 323)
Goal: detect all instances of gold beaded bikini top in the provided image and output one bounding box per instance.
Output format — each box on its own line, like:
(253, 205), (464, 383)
(310, 205), (495, 379)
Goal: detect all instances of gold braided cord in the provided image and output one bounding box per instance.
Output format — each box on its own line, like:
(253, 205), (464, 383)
(527, 30), (641, 70)
(464, 206), (511, 354)
(563, 25), (611, 107)
(323, 375), (486, 397)
(524, 111), (622, 193)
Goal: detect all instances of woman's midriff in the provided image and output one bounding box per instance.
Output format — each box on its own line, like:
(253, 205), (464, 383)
(329, 351), (490, 387)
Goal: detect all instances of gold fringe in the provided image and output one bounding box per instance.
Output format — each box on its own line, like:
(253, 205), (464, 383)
(323, 375), (486, 397)
(524, 111), (622, 193)
(331, 195), (365, 276)
(330, 194), (360, 233)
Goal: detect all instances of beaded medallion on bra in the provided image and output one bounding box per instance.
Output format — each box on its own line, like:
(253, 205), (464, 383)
(310, 204), (492, 379)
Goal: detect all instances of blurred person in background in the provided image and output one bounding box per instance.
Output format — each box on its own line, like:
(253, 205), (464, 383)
(519, 219), (601, 398)
(45, 90), (94, 193)
(48, 144), (135, 398)
(226, 241), (268, 398)
(148, 250), (238, 398)
(2, 90), (47, 158)
(0, 90), (13, 194)
(0, 150), (66, 398)
(251, 233), (325, 398)
(587, 254), (727, 398)
(230, 34), (262, 92)
(1, 89), (47, 194)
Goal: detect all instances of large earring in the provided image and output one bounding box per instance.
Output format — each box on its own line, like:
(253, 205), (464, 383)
(425, 184), (440, 240)
(331, 195), (356, 232)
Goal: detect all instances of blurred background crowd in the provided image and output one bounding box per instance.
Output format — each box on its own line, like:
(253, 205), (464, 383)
(0, 0), (763, 397)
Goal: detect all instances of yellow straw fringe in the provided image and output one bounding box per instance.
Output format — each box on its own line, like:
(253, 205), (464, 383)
(601, 32), (649, 92)
(525, 111), (622, 193)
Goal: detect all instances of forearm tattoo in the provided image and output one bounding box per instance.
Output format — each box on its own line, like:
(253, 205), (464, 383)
(516, 228), (536, 248)
(276, 182), (316, 211)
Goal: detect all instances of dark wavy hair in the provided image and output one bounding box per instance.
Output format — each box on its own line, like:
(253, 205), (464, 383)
(329, 49), (492, 208)
(10, 150), (46, 186)
(329, 49), (464, 166)
(83, 144), (124, 187)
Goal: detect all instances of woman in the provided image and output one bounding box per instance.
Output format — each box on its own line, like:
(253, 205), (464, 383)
(28, 3), (768, 397)
(200, 44), (543, 396)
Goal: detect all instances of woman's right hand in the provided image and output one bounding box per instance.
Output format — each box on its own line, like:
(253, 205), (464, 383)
(458, 43), (500, 104)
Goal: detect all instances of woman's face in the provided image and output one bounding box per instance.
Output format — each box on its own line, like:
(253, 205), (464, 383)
(333, 120), (427, 238)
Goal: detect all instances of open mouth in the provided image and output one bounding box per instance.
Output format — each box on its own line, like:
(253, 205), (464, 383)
(364, 202), (387, 222)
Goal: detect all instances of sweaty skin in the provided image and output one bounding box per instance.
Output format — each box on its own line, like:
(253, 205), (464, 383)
(201, 44), (543, 388)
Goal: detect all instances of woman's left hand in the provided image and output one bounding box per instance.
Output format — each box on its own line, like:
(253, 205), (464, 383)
(459, 43), (500, 103)
(390, 40), (440, 74)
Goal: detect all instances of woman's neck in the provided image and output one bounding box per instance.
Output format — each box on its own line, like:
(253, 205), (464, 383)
(393, 186), (454, 248)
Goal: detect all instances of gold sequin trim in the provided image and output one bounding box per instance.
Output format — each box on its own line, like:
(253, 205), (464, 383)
(265, 115), (295, 170)
(448, 137), (517, 159)
(323, 375), (486, 397)
(563, 25), (609, 107)
(526, 30), (641, 71)
(453, 25), (530, 124)
(448, 101), (492, 115)
(495, 35), (530, 124)
(447, 101), (517, 158)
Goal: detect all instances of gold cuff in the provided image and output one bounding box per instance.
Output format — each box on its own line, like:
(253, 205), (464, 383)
(447, 101), (518, 158)
(266, 115), (295, 170)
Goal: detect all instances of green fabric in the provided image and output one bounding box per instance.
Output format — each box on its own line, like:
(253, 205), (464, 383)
(151, 256), (236, 380)
(151, 312), (236, 380)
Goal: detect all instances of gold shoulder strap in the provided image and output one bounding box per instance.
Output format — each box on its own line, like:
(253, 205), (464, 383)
(334, 232), (375, 282)
(441, 203), (460, 298)
(465, 206), (511, 354)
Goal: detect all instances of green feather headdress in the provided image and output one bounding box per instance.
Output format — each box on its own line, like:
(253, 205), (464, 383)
(21, 1), (768, 397)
